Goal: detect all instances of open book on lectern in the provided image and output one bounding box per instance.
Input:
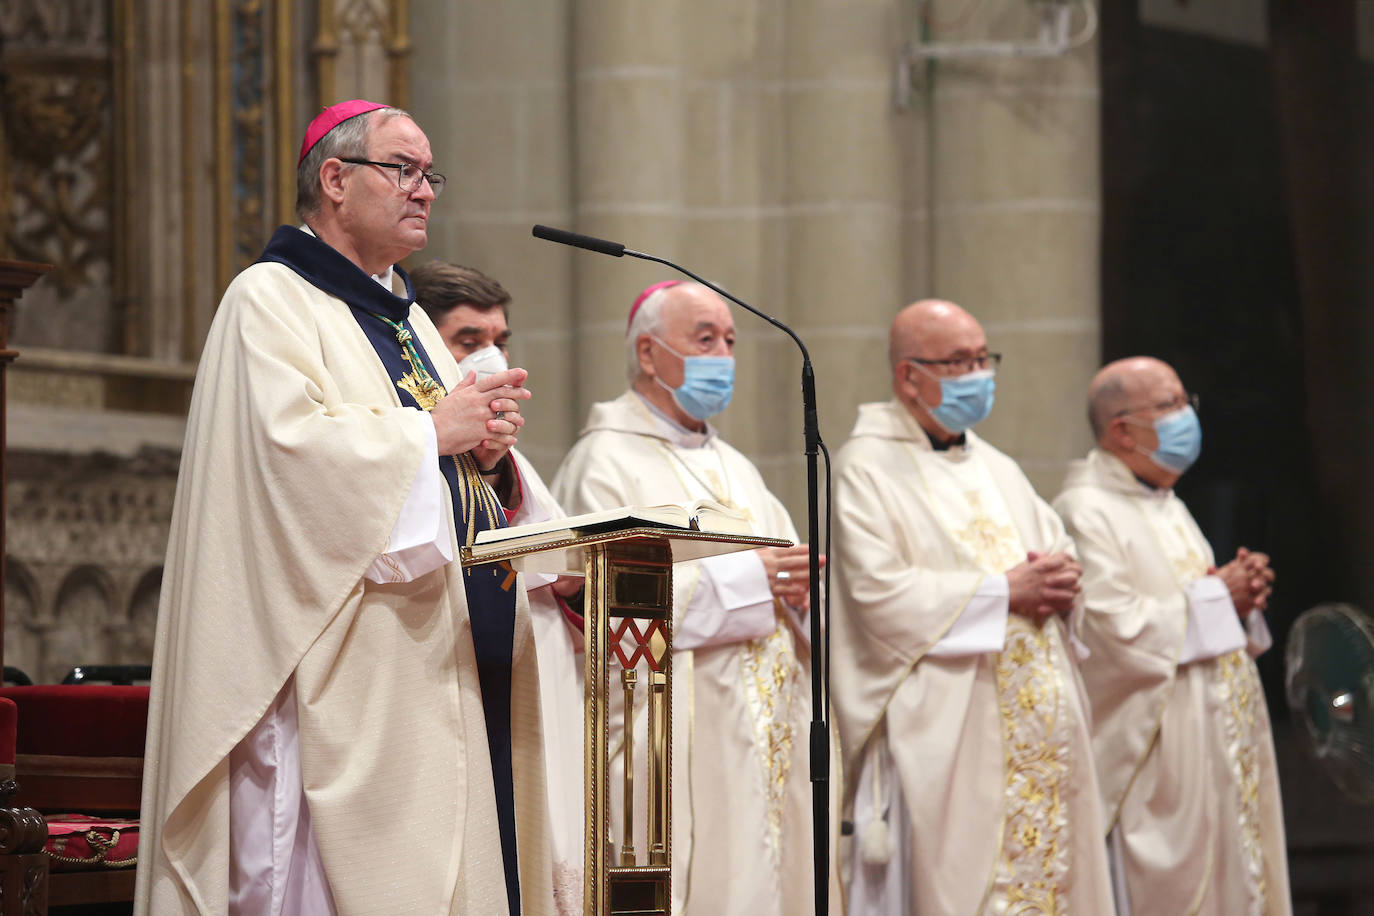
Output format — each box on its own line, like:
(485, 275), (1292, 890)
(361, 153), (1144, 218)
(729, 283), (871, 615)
(463, 498), (780, 573)
(472, 499), (750, 552)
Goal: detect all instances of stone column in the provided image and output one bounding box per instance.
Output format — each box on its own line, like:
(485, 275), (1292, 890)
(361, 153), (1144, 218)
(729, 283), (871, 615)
(780, 0), (915, 511)
(408, 1), (576, 477)
(925, 0), (1101, 497)
(0, 260), (51, 671)
(567, 0), (687, 424)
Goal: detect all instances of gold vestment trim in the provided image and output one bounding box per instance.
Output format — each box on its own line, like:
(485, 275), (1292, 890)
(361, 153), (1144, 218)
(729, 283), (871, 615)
(989, 616), (1072, 914)
(1217, 650), (1267, 910)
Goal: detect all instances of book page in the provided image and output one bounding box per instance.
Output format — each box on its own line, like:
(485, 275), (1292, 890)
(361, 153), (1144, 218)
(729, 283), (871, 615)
(686, 498), (752, 536)
(472, 503), (694, 546)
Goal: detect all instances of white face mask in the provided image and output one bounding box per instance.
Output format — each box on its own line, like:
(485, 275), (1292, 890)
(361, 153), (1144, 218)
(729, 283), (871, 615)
(456, 344), (508, 381)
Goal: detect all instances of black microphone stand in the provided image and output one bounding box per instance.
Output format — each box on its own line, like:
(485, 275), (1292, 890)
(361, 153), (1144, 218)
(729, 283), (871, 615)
(531, 225), (830, 915)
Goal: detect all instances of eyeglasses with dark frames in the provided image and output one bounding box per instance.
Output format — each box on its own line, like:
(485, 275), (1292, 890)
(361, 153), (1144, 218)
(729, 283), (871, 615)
(906, 352), (1002, 375)
(338, 158), (446, 198)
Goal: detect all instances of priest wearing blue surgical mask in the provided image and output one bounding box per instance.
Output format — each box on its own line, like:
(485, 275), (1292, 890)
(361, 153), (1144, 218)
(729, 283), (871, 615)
(551, 280), (841, 916)
(1053, 356), (1289, 916)
(831, 299), (1115, 916)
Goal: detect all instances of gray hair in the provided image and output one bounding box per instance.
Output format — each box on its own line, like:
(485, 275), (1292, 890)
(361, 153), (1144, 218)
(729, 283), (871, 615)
(1087, 372), (1129, 440)
(625, 284), (683, 383)
(295, 106), (413, 221)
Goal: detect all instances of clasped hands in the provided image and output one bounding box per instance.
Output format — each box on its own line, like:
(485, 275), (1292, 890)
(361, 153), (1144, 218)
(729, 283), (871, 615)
(430, 367), (531, 468)
(1007, 550), (1081, 623)
(1210, 546), (1275, 615)
(757, 544), (824, 612)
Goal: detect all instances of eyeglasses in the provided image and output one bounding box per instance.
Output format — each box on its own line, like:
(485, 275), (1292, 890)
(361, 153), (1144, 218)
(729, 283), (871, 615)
(338, 158), (446, 198)
(906, 352), (1002, 375)
(1112, 392), (1200, 419)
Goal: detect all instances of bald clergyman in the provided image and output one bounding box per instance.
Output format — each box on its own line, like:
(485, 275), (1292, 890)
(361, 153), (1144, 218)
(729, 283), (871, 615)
(831, 299), (1115, 915)
(1052, 357), (1291, 915)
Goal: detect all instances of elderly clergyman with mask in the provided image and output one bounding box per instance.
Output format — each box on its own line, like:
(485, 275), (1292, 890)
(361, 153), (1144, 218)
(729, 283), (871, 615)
(550, 280), (839, 915)
(831, 299), (1114, 915)
(1052, 356), (1290, 915)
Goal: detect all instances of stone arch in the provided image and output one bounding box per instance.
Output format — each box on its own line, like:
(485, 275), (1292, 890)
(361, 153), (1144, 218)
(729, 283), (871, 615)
(45, 564), (118, 683)
(2, 558), (42, 681)
(121, 565), (162, 665)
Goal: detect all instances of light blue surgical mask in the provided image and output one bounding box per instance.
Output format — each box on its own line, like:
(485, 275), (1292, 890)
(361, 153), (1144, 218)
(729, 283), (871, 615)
(911, 363), (996, 433)
(1140, 405), (1202, 473)
(651, 335), (735, 421)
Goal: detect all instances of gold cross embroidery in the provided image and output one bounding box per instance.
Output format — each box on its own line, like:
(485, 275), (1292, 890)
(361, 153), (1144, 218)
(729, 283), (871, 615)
(396, 346), (446, 411)
(953, 491), (1021, 571)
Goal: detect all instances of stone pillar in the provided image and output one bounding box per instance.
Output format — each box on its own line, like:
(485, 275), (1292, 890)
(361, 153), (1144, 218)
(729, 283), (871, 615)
(0, 260), (51, 671)
(407, 1), (576, 477)
(925, 0), (1102, 497)
(568, 0), (687, 428)
(780, 0), (915, 510)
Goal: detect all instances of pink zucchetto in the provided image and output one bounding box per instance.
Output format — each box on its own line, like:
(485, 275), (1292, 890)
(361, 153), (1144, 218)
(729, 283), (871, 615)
(627, 280), (680, 330)
(298, 99), (389, 165)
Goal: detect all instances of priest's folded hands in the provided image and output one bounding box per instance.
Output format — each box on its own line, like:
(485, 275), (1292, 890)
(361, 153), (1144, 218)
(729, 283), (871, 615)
(430, 365), (530, 460)
(1005, 548), (1082, 622)
(757, 543), (824, 611)
(1209, 545), (1276, 614)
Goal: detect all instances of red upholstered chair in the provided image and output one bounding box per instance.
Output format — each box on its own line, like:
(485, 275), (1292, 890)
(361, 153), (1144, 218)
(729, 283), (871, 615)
(0, 686), (149, 913)
(0, 695), (50, 914)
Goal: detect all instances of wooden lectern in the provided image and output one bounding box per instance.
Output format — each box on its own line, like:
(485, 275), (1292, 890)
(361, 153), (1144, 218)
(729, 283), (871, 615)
(463, 523), (788, 916)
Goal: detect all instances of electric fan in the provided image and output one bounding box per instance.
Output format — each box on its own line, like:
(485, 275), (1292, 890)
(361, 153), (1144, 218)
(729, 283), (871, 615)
(1285, 603), (1374, 803)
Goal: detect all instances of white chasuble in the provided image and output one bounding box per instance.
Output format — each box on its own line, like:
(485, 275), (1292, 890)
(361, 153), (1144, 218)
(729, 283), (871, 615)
(136, 262), (551, 915)
(1053, 449), (1290, 916)
(509, 447), (586, 915)
(832, 401), (1113, 915)
(550, 390), (841, 916)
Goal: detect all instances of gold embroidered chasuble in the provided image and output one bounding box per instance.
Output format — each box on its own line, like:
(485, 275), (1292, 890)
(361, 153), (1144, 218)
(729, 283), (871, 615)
(1053, 449), (1290, 915)
(135, 263), (552, 915)
(832, 400), (1113, 915)
(550, 390), (841, 916)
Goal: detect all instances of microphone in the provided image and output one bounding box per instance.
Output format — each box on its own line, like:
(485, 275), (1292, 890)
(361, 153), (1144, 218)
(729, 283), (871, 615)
(532, 223), (832, 916)
(530, 225), (807, 359)
(531, 224), (625, 258)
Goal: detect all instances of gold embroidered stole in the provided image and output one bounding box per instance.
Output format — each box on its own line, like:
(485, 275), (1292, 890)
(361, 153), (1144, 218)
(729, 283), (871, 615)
(905, 445), (1073, 913)
(656, 438), (803, 862)
(389, 339), (504, 551)
(1140, 497), (1267, 908)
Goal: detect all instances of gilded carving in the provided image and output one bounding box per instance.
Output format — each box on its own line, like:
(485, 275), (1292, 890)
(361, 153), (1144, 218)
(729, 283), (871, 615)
(1, 57), (112, 297)
(232, 0), (268, 272)
(0, 1), (106, 49)
(340, 0), (387, 42)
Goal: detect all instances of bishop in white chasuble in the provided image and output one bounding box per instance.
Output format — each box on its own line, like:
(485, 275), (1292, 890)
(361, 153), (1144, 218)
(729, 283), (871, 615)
(550, 280), (840, 915)
(136, 103), (551, 916)
(1052, 357), (1289, 915)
